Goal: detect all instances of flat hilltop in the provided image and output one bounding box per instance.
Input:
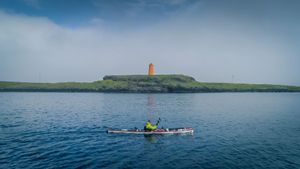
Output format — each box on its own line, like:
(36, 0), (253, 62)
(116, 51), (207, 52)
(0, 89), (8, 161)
(1, 74), (300, 93)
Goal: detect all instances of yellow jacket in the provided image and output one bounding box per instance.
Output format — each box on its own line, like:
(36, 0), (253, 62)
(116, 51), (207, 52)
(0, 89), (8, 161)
(145, 122), (157, 130)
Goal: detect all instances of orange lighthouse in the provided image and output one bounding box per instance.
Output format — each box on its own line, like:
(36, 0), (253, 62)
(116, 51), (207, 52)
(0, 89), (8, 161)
(148, 63), (154, 76)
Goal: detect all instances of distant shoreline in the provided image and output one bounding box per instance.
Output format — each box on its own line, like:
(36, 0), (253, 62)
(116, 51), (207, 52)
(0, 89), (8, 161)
(1, 74), (300, 93)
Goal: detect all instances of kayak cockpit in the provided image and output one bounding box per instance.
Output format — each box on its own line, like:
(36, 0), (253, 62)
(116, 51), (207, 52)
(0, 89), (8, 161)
(107, 127), (193, 135)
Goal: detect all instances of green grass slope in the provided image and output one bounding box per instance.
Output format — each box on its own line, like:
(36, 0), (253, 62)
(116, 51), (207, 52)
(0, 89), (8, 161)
(1, 74), (300, 92)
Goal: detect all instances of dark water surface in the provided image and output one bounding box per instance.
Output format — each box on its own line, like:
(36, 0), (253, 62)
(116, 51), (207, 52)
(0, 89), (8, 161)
(0, 92), (300, 169)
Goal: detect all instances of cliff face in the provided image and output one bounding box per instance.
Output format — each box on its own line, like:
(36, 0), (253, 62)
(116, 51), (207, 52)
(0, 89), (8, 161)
(101, 74), (197, 92)
(103, 75), (195, 83)
(1, 74), (300, 93)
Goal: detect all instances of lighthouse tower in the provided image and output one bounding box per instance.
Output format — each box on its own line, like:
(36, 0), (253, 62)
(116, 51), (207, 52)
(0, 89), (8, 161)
(148, 63), (154, 76)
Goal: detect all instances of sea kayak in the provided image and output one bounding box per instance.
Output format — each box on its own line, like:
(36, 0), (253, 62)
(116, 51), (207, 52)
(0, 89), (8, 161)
(107, 127), (194, 135)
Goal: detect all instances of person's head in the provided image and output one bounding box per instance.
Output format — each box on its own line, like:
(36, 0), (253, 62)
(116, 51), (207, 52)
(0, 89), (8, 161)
(148, 120), (151, 123)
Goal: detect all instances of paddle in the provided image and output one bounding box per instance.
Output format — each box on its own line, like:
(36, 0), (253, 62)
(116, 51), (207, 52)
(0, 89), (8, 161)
(156, 117), (161, 126)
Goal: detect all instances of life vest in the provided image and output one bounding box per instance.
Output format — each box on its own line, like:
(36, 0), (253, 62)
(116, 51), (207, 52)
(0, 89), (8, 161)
(145, 122), (157, 130)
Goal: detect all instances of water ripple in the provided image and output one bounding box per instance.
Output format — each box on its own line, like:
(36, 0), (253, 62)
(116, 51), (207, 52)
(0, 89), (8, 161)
(1, 93), (300, 168)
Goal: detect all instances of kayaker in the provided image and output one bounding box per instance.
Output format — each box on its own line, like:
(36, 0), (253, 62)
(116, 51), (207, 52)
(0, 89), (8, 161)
(144, 118), (160, 131)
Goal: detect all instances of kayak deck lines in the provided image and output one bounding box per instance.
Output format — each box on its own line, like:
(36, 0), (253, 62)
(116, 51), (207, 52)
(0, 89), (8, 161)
(107, 127), (194, 135)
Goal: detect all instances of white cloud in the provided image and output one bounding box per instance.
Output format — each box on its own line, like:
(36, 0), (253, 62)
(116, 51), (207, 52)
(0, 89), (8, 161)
(89, 17), (105, 26)
(161, 0), (189, 5)
(0, 10), (298, 85)
(23, 0), (41, 9)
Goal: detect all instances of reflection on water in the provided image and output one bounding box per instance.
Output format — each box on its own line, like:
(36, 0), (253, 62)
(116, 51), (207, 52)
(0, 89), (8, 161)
(144, 135), (158, 143)
(144, 133), (194, 144)
(146, 94), (158, 124)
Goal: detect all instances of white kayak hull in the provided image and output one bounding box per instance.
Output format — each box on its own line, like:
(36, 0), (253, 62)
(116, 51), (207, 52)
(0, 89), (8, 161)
(107, 127), (194, 135)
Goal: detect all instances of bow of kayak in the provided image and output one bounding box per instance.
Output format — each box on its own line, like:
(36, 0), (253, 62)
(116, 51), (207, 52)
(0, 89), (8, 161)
(107, 127), (194, 135)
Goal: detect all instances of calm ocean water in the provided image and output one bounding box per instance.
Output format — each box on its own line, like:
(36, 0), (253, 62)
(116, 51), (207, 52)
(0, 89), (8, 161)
(0, 92), (300, 169)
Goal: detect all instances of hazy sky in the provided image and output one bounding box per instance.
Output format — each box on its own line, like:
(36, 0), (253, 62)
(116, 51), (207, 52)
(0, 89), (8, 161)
(0, 0), (300, 85)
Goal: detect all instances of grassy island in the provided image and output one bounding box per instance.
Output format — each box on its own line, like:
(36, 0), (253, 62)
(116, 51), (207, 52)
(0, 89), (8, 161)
(1, 74), (300, 93)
